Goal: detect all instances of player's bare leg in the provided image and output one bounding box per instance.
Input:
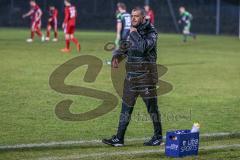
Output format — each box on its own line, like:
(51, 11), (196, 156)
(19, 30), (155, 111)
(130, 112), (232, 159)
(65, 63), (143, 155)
(53, 26), (58, 42)
(36, 29), (42, 37)
(36, 29), (44, 42)
(190, 32), (197, 40)
(46, 25), (51, 41)
(27, 30), (34, 43)
(70, 34), (81, 52)
(35, 23), (45, 42)
(61, 34), (71, 53)
(26, 25), (35, 42)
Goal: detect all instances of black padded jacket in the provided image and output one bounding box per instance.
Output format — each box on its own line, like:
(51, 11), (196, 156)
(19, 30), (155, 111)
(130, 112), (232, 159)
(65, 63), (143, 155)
(113, 20), (158, 85)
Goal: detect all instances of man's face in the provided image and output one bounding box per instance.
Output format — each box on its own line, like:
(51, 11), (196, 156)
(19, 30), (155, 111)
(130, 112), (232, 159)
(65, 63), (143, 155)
(131, 10), (144, 27)
(144, 6), (150, 12)
(64, 0), (69, 6)
(117, 7), (121, 12)
(179, 7), (185, 14)
(30, 1), (35, 7)
(118, 7), (125, 13)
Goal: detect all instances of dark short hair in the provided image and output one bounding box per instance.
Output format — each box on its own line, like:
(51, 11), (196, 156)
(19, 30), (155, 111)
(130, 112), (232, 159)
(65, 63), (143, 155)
(132, 7), (146, 16)
(30, 0), (36, 2)
(179, 6), (185, 10)
(144, 4), (150, 8)
(65, 0), (71, 3)
(117, 2), (126, 10)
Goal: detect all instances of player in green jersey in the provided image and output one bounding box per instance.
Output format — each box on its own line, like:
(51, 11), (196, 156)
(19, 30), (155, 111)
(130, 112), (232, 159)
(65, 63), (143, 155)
(178, 6), (196, 42)
(115, 3), (131, 48)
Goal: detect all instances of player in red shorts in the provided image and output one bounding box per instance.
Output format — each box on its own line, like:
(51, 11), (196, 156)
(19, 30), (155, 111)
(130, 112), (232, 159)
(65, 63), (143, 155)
(46, 6), (58, 42)
(22, 0), (45, 43)
(61, 0), (81, 53)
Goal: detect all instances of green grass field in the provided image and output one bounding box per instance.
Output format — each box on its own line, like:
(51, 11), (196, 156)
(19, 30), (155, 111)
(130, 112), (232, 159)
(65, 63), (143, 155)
(0, 28), (240, 159)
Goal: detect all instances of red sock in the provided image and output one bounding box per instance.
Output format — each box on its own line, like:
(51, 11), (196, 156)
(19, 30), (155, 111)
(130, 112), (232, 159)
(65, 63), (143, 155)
(36, 29), (42, 37)
(46, 30), (50, 38)
(71, 38), (79, 46)
(31, 31), (35, 39)
(54, 31), (58, 39)
(66, 39), (70, 49)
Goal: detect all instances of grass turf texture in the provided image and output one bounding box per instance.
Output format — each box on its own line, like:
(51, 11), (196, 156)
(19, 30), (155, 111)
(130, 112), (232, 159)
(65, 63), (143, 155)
(0, 28), (239, 159)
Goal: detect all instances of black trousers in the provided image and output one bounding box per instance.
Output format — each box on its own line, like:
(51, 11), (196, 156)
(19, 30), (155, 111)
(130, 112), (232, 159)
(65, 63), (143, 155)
(116, 79), (163, 140)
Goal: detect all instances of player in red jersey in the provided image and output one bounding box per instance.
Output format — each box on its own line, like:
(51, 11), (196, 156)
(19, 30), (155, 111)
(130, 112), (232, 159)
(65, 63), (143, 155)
(61, 0), (81, 53)
(46, 6), (58, 42)
(144, 5), (155, 25)
(22, 0), (45, 43)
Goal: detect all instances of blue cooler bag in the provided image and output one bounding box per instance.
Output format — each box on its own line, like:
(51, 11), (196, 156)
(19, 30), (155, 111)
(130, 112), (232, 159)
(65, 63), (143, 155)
(165, 130), (199, 157)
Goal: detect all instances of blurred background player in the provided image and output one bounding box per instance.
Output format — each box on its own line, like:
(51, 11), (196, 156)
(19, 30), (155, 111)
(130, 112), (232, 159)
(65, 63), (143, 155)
(61, 0), (81, 53)
(46, 6), (58, 42)
(22, 0), (44, 43)
(144, 4), (155, 25)
(178, 6), (196, 42)
(115, 2), (131, 48)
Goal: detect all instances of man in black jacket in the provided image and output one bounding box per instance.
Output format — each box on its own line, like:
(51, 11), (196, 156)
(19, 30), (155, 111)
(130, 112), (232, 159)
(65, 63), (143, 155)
(102, 7), (163, 147)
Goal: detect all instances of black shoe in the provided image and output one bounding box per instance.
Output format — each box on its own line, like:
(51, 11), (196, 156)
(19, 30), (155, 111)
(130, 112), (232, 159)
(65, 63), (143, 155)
(102, 135), (124, 147)
(144, 135), (164, 146)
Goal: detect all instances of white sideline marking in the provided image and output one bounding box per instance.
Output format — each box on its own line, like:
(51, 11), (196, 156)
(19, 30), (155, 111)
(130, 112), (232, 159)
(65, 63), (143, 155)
(39, 149), (164, 160)
(0, 132), (239, 150)
(38, 144), (240, 160)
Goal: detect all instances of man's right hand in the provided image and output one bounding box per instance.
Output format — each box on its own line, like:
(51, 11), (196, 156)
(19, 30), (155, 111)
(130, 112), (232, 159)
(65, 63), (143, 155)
(111, 57), (119, 68)
(130, 27), (137, 33)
